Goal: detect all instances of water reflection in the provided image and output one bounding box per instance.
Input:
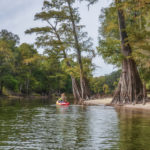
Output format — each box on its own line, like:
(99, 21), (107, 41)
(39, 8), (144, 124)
(1, 99), (150, 150)
(116, 107), (150, 150)
(0, 99), (119, 150)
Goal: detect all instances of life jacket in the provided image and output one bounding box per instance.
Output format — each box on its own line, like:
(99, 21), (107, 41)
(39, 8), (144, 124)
(58, 98), (63, 101)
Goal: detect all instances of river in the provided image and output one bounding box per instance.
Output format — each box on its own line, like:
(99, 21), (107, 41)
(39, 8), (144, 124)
(0, 98), (150, 150)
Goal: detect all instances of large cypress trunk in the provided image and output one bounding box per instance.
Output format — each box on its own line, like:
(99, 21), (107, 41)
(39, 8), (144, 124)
(112, 0), (144, 104)
(112, 58), (144, 104)
(67, 0), (90, 100)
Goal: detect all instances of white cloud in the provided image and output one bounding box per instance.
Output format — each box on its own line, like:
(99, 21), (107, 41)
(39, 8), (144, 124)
(0, 0), (43, 44)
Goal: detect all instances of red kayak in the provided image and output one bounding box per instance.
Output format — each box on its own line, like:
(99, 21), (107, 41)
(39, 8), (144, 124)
(56, 101), (70, 105)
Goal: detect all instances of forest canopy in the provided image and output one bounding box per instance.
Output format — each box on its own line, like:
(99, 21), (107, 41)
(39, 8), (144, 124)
(0, 0), (150, 104)
(0, 29), (119, 97)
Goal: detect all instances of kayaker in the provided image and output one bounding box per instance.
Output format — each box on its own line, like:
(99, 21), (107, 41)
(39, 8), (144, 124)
(58, 93), (67, 103)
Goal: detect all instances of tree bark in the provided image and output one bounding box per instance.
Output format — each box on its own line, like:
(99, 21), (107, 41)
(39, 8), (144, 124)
(112, 0), (144, 104)
(80, 74), (90, 100)
(112, 58), (144, 104)
(66, 0), (90, 100)
(71, 76), (83, 104)
(53, 27), (82, 103)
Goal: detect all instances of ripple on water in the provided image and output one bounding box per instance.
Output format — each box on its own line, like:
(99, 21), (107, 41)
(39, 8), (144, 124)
(1, 101), (150, 150)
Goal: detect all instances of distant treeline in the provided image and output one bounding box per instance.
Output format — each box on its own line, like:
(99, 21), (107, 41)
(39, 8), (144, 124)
(0, 29), (120, 97)
(0, 30), (73, 96)
(90, 70), (121, 96)
(1, 0), (150, 103)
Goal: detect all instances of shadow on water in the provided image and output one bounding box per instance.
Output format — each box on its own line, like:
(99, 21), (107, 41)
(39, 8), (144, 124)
(116, 107), (150, 150)
(0, 98), (150, 150)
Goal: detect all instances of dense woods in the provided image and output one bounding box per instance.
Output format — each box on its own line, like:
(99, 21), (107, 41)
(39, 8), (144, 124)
(0, 0), (150, 104)
(0, 29), (119, 98)
(0, 29), (72, 96)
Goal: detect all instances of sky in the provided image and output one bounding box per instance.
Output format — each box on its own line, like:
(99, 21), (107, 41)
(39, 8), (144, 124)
(0, 0), (116, 77)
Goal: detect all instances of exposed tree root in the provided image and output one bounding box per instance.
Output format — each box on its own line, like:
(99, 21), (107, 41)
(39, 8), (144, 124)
(111, 58), (144, 105)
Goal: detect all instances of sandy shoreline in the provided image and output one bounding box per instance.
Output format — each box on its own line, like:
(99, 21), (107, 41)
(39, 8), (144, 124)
(83, 98), (112, 105)
(84, 98), (150, 110)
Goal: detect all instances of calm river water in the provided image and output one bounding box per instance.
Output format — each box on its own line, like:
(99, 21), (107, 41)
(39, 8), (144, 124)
(0, 98), (150, 150)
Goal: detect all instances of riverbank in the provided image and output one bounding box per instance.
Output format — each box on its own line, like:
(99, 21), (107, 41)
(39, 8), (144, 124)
(83, 98), (112, 105)
(84, 97), (150, 111)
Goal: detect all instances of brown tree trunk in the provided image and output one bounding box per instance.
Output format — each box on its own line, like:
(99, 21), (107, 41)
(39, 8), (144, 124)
(53, 26), (82, 103)
(112, 0), (144, 104)
(71, 76), (82, 104)
(80, 74), (90, 100)
(112, 58), (143, 104)
(67, 0), (90, 100)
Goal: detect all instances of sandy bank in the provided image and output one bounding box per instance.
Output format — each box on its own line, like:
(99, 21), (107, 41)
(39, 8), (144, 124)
(83, 98), (112, 105)
(84, 98), (150, 111)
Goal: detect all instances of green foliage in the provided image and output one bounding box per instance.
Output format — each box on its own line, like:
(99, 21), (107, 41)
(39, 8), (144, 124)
(97, 38), (123, 66)
(95, 0), (150, 86)
(103, 84), (109, 94)
(25, 0), (94, 80)
(90, 76), (105, 94)
(0, 29), (72, 95)
(0, 29), (20, 47)
(2, 0), (150, 97)
(3, 75), (19, 92)
(97, 5), (123, 66)
(90, 70), (121, 95)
